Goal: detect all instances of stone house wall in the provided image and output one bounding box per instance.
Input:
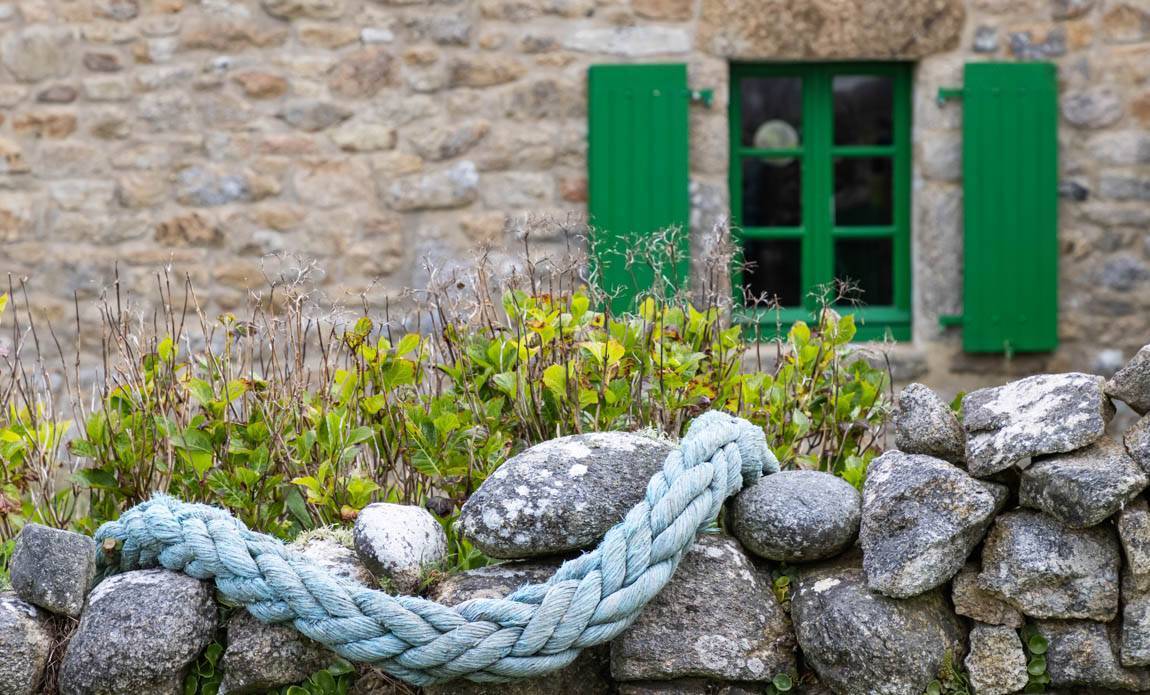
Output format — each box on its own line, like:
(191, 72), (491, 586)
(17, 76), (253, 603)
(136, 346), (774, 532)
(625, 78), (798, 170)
(0, 0), (1147, 393)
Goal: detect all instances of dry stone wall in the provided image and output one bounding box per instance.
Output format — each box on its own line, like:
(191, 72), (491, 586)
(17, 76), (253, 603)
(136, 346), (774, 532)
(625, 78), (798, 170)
(7, 342), (1150, 694)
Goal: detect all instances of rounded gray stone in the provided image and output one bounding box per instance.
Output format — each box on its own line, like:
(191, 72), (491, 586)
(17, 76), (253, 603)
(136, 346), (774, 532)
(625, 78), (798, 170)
(10, 522), (97, 618)
(353, 503), (447, 593)
(731, 470), (860, 563)
(458, 432), (674, 559)
(978, 510), (1120, 622)
(1036, 620), (1150, 690)
(0, 593), (54, 695)
(894, 383), (964, 463)
(791, 552), (965, 695)
(1020, 436), (1148, 528)
(861, 451), (1007, 598)
(59, 569), (218, 695)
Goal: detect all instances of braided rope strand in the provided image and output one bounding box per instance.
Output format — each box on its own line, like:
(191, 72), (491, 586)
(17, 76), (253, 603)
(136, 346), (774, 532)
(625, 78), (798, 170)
(93, 411), (778, 686)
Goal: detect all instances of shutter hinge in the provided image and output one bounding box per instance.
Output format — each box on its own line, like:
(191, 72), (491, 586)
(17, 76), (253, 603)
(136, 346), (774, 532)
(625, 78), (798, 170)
(937, 87), (963, 106)
(939, 314), (964, 328)
(689, 89), (714, 108)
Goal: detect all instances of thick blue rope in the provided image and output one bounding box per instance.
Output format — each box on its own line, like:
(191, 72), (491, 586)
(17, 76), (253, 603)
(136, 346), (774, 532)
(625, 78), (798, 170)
(93, 411), (777, 686)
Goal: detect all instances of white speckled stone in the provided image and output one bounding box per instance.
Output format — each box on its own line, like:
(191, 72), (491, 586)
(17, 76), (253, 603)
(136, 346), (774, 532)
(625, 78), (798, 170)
(353, 503), (447, 592)
(0, 593), (54, 695)
(458, 432), (673, 559)
(963, 373), (1113, 477)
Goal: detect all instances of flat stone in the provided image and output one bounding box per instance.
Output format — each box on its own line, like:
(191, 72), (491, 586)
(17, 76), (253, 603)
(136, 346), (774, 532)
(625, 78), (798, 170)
(278, 100), (353, 132)
(1, 26), (73, 83)
(425, 559), (613, 694)
(0, 593), (54, 695)
(384, 160), (479, 212)
(894, 383), (965, 462)
(1020, 437), (1148, 527)
(979, 510), (1120, 621)
(329, 48), (393, 99)
(1119, 497), (1150, 578)
(965, 624), (1029, 695)
(963, 373), (1113, 476)
(353, 503), (446, 593)
(409, 121), (490, 161)
(261, 0), (344, 19)
(611, 535), (795, 683)
(731, 470), (860, 563)
(697, 0), (964, 59)
(449, 54), (525, 87)
(563, 26), (692, 56)
(1106, 345), (1150, 415)
(1122, 566), (1150, 666)
(791, 552), (965, 695)
(951, 563), (1024, 628)
(59, 569), (217, 695)
(458, 432), (673, 559)
(10, 523), (97, 618)
(861, 451), (1007, 598)
(1062, 87), (1124, 129)
(1128, 415), (1150, 473)
(1036, 620), (1150, 690)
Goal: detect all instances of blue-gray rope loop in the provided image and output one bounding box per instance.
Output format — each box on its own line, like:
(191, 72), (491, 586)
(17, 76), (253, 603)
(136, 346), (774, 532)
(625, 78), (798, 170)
(93, 411), (778, 686)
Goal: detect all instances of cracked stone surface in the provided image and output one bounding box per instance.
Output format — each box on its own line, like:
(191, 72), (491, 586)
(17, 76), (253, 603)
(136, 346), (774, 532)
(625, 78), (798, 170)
(962, 373), (1112, 477)
(611, 535), (795, 683)
(1019, 436), (1148, 528)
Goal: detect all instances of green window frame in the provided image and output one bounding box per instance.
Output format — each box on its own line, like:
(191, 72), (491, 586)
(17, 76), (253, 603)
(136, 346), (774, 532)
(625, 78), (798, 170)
(728, 62), (912, 341)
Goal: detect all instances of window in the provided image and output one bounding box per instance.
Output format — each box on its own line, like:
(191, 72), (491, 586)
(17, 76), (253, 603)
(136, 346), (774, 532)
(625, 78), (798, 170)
(729, 63), (912, 341)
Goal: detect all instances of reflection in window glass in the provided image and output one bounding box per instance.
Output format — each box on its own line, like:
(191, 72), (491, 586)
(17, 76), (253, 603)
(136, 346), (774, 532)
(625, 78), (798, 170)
(833, 75), (893, 146)
(835, 238), (894, 306)
(740, 77), (802, 148)
(834, 157), (892, 226)
(742, 159), (801, 228)
(744, 238), (802, 307)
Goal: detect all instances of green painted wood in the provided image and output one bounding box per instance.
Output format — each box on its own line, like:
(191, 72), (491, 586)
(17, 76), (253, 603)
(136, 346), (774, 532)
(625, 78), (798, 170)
(588, 64), (690, 315)
(961, 62), (1058, 353)
(728, 62), (912, 341)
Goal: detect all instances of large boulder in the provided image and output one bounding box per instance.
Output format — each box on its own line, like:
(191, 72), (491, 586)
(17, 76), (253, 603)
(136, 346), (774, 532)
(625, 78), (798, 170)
(730, 470), (860, 563)
(950, 563), (1023, 628)
(353, 503), (446, 593)
(962, 373), (1112, 476)
(59, 569), (218, 695)
(893, 383), (964, 462)
(964, 624), (1029, 695)
(978, 510), (1121, 621)
(0, 593), (54, 695)
(458, 432), (673, 558)
(424, 559), (614, 694)
(1105, 345), (1150, 414)
(1019, 437), (1148, 528)
(860, 451), (1007, 598)
(10, 523), (97, 617)
(791, 552), (965, 695)
(1035, 620), (1150, 690)
(611, 535), (795, 683)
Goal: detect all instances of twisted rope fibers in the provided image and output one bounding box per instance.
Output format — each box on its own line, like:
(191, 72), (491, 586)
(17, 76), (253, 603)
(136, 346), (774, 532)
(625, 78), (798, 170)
(93, 411), (778, 686)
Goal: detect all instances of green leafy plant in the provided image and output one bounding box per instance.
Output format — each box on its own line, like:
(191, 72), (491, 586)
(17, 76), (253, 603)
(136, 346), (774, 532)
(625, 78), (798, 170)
(182, 641), (224, 695)
(0, 242), (892, 573)
(277, 659), (358, 695)
(924, 648), (971, 695)
(1022, 626), (1050, 692)
(767, 672), (794, 694)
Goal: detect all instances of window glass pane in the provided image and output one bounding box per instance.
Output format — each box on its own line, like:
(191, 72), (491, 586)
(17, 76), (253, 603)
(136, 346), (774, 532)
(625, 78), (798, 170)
(740, 77), (802, 149)
(833, 75), (894, 146)
(834, 157), (892, 226)
(743, 238), (802, 307)
(742, 158), (801, 228)
(835, 238), (894, 306)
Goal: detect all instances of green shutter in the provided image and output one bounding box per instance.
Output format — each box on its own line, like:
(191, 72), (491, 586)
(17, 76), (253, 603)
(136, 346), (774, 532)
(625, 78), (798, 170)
(960, 62), (1059, 353)
(588, 64), (690, 314)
